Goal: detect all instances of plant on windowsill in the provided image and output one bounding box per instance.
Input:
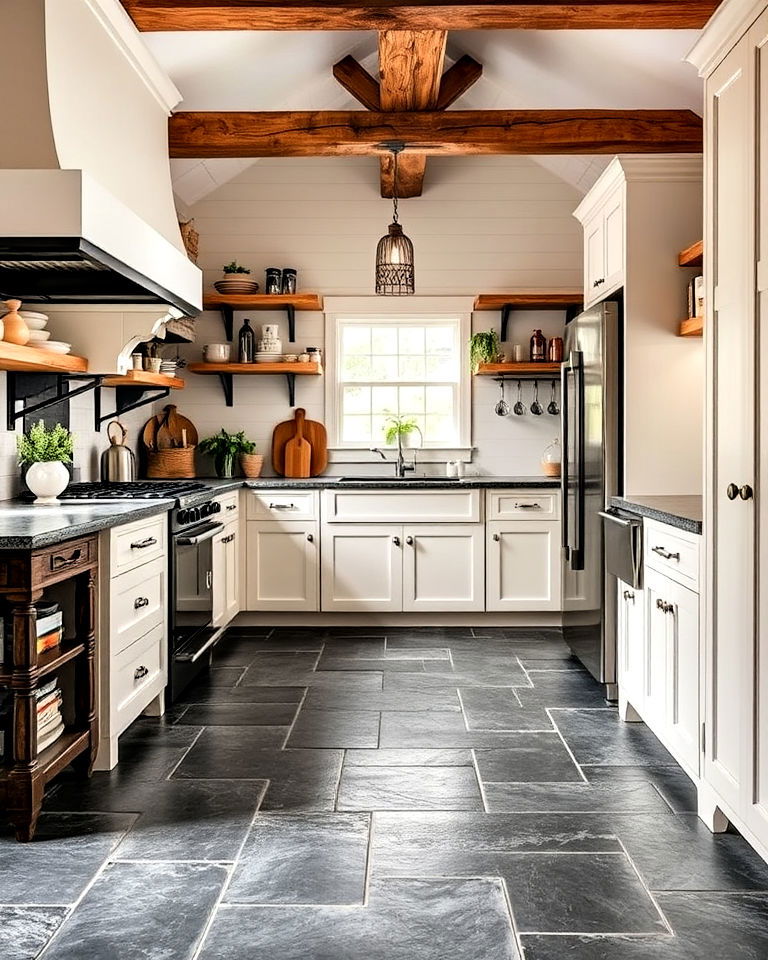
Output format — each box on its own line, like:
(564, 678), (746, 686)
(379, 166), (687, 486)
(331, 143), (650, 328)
(17, 420), (74, 505)
(383, 415), (422, 450)
(199, 429), (260, 479)
(214, 260), (259, 296)
(469, 329), (501, 373)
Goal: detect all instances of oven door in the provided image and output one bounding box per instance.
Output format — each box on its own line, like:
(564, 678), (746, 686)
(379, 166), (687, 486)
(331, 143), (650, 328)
(172, 520), (222, 650)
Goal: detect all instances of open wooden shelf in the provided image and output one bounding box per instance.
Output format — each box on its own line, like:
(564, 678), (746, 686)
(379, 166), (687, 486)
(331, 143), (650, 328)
(474, 293), (583, 311)
(679, 316), (703, 337)
(37, 641), (86, 679)
(188, 361), (321, 407)
(35, 728), (90, 778)
(0, 342), (87, 374)
(203, 292), (324, 342)
(475, 362), (562, 377)
(101, 370), (184, 390)
(678, 240), (703, 268)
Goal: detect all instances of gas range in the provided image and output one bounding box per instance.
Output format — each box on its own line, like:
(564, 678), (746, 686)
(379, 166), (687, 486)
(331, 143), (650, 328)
(60, 481), (207, 502)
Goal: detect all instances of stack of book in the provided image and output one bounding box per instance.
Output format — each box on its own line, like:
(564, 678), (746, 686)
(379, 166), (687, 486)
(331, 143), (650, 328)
(36, 602), (63, 656)
(36, 677), (64, 754)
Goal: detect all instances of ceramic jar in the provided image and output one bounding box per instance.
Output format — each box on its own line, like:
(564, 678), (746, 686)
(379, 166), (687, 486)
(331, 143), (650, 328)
(3, 299), (30, 345)
(26, 461), (70, 504)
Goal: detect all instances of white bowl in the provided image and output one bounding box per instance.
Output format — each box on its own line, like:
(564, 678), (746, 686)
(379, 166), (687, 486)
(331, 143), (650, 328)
(18, 313), (49, 330)
(27, 329), (51, 342)
(36, 341), (72, 355)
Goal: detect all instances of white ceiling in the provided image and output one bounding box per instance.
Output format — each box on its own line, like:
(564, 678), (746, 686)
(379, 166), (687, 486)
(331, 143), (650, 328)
(144, 29), (703, 206)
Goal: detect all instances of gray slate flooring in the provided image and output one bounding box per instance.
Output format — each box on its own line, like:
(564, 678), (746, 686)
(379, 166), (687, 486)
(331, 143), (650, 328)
(6, 626), (768, 959)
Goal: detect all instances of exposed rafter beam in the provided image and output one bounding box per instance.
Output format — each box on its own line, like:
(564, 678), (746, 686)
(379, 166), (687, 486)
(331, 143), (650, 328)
(378, 30), (446, 198)
(123, 1), (721, 31)
(168, 109), (703, 158)
(435, 54), (483, 110)
(332, 55), (381, 110)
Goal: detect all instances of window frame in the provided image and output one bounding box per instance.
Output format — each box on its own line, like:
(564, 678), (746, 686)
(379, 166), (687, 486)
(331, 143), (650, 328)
(325, 297), (474, 462)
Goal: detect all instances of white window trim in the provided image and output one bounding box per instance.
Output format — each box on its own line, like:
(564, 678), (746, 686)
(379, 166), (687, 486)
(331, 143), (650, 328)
(324, 296), (474, 462)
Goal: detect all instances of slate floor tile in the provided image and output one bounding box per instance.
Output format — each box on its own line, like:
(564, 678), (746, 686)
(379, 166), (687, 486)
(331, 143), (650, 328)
(227, 813), (370, 904)
(112, 780), (268, 861)
(346, 748), (473, 766)
(217, 633), (324, 652)
(0, 906), (68, 960)
(41, 862), (227, 960)
(181, 683), (306, 704)
(551, 709), (678, 766)
(518, 670), (609, 708)
(175, 701), (300, 726)
(483, 781), (671, 813)
(460, 688), (555, 731)
(337, 766), (483, 811)
(379, 710), (556, 749)
(287, 709), (381, 748)
(304, 688), (461, 712)
(424, 654), (529, 686)
(213, 639), (284, 667)
(583, 765), (697, 813)
(499, 852), (667, 934)
(474, 734), (584, 783)
(199, 878), (520, 960)
(243, 669), (383, 693)
(239, 652), (321, 685)
(0, 813), (135, 904)
(319, 638), (387, 657)
(317, 657), (427, 672)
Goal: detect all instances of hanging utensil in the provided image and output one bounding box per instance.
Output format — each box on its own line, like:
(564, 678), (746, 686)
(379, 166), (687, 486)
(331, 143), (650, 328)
(531, 379), (543, 416)
(513, 380), (526, 416)
(494, 380), (510, 417)
(547, 380), (560, 416)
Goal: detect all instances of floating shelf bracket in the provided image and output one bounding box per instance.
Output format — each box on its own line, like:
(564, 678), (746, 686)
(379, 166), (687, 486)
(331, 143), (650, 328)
(500, 302), (582, 341)
(216, 304), (297, 343)
(214, 371), (298, 408)
(94, 384), (171, 429)
(6, 373), (103, 431)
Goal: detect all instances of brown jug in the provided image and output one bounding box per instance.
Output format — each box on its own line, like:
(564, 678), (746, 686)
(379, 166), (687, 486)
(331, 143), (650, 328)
(2, 299), (30, 346)
(530, 328), (546, 362)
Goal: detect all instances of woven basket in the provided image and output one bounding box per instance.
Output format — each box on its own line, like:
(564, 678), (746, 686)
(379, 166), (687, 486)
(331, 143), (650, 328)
(147, 447), (196, 479)
(240, 453), (264, 478)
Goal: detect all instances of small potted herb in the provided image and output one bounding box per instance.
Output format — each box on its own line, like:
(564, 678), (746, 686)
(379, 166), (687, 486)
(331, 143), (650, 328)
(469, 330), (501, 373)
(199, 429), (260, 479)
(214, 261), (259, 295)
(17, 421), (74, 504)
(384, 415), (422, 450)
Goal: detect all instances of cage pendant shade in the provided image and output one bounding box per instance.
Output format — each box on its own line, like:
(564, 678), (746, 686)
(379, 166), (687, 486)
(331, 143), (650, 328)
(376, 222), (415, 296)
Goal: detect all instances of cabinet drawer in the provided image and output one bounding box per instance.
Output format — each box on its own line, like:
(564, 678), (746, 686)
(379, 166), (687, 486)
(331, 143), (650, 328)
(110, 514), (167, 575)
(112, 622), (164, 727)
(33, 536), (96, 584)
(110, 557), (166, 655)
(644, 519), (699, 590)
(247, 489), (318, 521)
(323, 489), (481, 523)
(487, 489), (560, 520)
(217, 490), (240, 519)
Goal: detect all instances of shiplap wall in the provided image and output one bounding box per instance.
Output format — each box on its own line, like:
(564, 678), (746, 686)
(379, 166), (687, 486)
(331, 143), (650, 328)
(178, 155), (583, 477)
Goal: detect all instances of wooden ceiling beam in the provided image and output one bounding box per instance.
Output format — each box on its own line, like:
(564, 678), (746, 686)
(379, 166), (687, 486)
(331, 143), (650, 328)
(332, 55), (381, 110)
(168, 109), (703, 157)
(378, 29), (447, 198)
(436, 54), (483, 110)
(123, 2), (721, 32)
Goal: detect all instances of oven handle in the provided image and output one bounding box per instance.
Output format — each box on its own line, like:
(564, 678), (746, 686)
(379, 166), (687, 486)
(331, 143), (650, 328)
(175, 627), (225, 663)
(175, 522), (224, 546)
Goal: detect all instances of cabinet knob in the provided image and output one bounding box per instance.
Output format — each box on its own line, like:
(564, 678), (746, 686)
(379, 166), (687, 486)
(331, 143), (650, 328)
(726, 483), (739, 501)
(740, 484), (754, 501)
(307, 533), (314, 542)
(492, 533), (500, 542)
(392, 536), (401, 546)
(406, 536), (414, 546)
(623, 590), (634, 602)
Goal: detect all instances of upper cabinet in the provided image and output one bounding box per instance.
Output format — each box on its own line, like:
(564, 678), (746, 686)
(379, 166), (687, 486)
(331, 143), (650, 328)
(581, 184), (625, 308)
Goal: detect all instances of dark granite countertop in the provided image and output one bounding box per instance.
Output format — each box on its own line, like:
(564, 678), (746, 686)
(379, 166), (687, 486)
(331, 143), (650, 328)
(0, 500), (173, 550)
(609, 495), (703, 535)
(243, 475), (561, 490)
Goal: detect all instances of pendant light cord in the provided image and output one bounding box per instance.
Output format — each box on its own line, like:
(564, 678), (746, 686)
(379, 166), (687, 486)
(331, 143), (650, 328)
(392, 148), (400, 224)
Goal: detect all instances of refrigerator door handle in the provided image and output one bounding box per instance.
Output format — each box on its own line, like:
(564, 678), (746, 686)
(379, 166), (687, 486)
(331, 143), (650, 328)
(560, 359), (569, 552)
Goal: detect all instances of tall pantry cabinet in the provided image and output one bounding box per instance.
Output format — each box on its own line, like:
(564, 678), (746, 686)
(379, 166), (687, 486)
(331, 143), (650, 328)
(689, 0), (768, 858)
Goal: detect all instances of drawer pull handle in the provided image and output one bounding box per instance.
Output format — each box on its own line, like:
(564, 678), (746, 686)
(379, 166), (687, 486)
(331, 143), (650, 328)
(134, 665), (149, 681)
(51, 548), (82, 569)
(515, 502), (541, 510)
(131, 537), (157, 550)
(493, 533), (500, 542)
(656, 598), (674, 614)
(226, 504), (237, 511)
(623, 590), (635, 602)
(134, 597), (149, 610)
(269, 503), (295, 510)
(652, 546), (680, 562)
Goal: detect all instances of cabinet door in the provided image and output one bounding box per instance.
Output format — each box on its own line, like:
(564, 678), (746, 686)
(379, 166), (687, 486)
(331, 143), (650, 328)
(211, 526), (227, 628)
(321, 524), (402, 612)
(486, 520), (560, 611)
(583, 213), (605, 306)
(617, 580), (645, 714)
(665, 579), (700, 774)
(246, 521), (318, 612)
(602, 186), (624, 295)
(402, 524), (484, 612)
(643, 569), (668, 735)
(223, 525), (240, 624)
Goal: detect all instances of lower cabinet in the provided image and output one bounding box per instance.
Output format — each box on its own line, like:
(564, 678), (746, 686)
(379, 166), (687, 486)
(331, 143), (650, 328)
(212, 521), (240, 627)
(403, 524), (484, 612)
(321, 524), (401, 612)
(617, 580), (645, 715)
(486, 520), (561, 611)
(247, 520), (319, 611)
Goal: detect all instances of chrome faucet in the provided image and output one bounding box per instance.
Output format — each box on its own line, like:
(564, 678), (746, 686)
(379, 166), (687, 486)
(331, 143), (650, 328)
(369, 442), (415, 479)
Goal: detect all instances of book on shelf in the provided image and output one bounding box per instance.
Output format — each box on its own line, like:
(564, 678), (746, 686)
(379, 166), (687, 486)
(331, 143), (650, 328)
(36, 610), (63, 655)
(34, 676), (65, 755)
(37, 720), (65, 754)
(36, 677), (59, 701)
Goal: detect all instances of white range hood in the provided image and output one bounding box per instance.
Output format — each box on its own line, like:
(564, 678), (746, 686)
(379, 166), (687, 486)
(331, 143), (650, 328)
(0, 0), (202, 320)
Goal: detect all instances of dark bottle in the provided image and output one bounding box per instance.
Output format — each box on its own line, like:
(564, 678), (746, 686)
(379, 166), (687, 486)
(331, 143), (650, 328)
(238, 317), (255, 363)
(530, 329), (546, 362)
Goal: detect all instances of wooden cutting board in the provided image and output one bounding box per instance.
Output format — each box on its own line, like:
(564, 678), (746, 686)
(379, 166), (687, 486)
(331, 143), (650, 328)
(272, 408), (328, 476)
(283, 409), (312, 478)
(142, 405), (199, 451)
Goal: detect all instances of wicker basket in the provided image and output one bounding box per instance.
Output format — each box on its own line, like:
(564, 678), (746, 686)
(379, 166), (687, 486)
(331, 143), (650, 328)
(147, 447), (196, 479)
(240, 453), (264, 478)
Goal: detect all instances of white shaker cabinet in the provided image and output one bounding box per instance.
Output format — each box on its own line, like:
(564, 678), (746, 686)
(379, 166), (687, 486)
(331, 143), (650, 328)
(486, 520), (560, 611)
(247, 521), (319, 611)
(402, 524), (484, 612)
(582, 185), (624, 308)
(212, 491), (240, 629)
(616, 580), (645, 722)
(321, 524), (402, 612)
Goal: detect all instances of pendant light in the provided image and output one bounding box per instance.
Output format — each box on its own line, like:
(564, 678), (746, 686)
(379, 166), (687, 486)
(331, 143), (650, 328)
(375, 142), (415, 296)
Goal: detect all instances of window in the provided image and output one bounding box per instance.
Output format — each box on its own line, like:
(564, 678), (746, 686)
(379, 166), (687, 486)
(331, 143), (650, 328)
(326, 300), (472, 454)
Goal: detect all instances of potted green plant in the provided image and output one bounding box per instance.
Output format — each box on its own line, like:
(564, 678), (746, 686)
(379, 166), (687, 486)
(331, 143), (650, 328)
(17, 420), (74, 504)
(199, 429), (258, 479)
(384, 414), (422, 450)
(469, 329), (501, 373)
(214, 261), (259, 295)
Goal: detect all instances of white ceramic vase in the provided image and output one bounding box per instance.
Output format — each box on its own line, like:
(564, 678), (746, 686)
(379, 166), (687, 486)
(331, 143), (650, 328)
(26, 461), (70, 505)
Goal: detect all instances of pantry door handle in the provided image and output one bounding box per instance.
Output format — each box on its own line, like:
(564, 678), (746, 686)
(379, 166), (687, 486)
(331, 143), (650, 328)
(740, 484), (754, 501)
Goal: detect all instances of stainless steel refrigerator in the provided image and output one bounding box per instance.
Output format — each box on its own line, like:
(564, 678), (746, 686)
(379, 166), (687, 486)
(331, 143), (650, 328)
(561, 301), (620, 698)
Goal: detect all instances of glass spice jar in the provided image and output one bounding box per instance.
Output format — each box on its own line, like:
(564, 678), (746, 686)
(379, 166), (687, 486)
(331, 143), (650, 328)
(265, 267), (281, 295)
(530, 329), (547, 362)
(281, 268), (297, 295)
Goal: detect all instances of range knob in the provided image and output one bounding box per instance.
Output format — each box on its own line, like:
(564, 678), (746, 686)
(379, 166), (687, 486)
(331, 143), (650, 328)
(189, 506), (201, 523)
(212, 501), (222, 514)
(177, 509), (188, 525)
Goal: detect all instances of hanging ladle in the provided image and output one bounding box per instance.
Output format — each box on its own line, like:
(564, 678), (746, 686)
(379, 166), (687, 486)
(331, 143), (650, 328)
(547, 380), (560, 416)
(495, 380), (510, 417)
(513, 380), (526, 416)
(530, 379), (544, 416)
